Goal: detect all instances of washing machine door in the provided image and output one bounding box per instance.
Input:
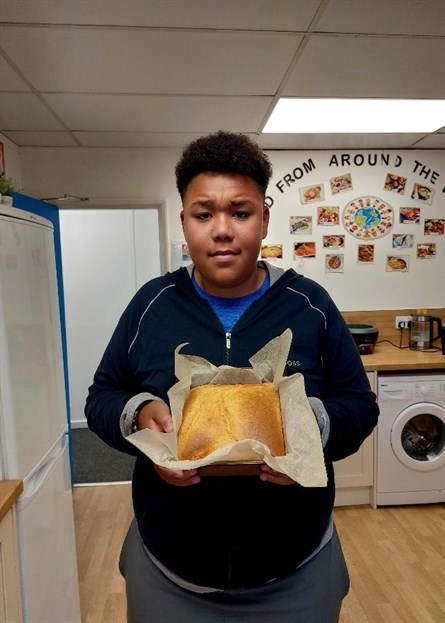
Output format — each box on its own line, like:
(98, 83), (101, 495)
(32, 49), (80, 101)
(391, 402), (445, 472)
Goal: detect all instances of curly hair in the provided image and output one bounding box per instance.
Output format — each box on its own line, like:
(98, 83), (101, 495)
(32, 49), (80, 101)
(175, 130), (273, 199)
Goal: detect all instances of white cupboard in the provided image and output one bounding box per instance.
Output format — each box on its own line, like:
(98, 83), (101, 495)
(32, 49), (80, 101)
(334, 372), (376, 507)
(0, 505), (23, 623)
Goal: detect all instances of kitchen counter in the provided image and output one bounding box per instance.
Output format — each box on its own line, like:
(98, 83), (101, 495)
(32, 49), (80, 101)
(361, 341), (445, 372)
(0, 480), (23, 522)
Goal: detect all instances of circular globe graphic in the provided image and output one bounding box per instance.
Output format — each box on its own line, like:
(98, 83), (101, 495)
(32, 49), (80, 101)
(343, 196), (393, 239)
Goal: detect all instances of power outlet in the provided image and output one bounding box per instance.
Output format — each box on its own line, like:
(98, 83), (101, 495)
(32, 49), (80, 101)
(395, 315), (412, 329)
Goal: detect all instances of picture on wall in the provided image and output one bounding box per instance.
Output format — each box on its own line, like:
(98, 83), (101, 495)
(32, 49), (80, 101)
(357, 244), (375, 263)
(399, 207), (420, 224)
(329, 173), (353, 195)
(392, 233), (414, 249)
(299, 184), (324, 204)
(317, 206), (339, 225)
(294, 242), (316, 258)
(290, 215), (312, 234)
(417, 243), (436, 259)
(261, 244), (283, 259)
(384, 173), (407, 194)
(411, 183), (434, 204)
(342, 196), (393, 239)
(386, 255), (409, 272)
(323, 234), (345, 249)
(424, 219), (444, 235)
(325, 253), (344, 273)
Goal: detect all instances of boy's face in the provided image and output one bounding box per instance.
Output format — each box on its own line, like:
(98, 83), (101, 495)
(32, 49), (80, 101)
(181, 172), (269, 297)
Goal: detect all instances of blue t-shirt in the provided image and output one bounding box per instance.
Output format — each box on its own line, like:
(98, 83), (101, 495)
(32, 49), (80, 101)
(192, 269), (270, 332)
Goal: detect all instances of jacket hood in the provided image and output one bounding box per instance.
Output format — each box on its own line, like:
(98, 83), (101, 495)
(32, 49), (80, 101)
(174, 260), (302, 291)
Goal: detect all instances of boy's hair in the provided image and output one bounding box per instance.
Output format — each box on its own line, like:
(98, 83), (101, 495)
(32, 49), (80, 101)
(175, 130), (273, 199)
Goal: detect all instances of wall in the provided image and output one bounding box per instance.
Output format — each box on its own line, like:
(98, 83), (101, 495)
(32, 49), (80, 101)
(20, 146), (445, 311)
(265, 150), (445, 310)
(0, 133), (23, 186)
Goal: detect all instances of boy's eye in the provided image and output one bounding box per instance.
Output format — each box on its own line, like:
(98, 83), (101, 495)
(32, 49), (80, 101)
(196, 212), (212, 220)
(233, 211), (249, 219)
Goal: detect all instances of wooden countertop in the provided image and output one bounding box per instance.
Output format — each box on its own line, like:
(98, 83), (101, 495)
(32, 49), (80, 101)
(361, 342), (445, 372)
(0, 480), (23, 522)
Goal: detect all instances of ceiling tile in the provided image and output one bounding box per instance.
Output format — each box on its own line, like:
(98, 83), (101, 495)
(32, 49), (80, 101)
(0, 56), (31, 91)
(316, 0), (445, 36)
(0, 0), (321, 30)
(72, 132), (211, 148)
(258, 133), (428, 150)
(44, 94), (272, 132)
(0, 93), (64, 130)
(2, 131), (78, 146)
(0, 26), (302, 95)
(283, 36), (445, 98)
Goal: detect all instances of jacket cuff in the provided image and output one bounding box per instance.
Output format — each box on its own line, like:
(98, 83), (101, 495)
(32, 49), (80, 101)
(308, 397), (330, 448)
(120, 393), (162, 437)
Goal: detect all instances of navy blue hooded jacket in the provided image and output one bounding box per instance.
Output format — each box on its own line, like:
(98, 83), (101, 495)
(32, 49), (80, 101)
(85, 262), (378, 589)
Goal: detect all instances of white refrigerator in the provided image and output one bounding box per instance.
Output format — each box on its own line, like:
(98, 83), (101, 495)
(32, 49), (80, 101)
(0, 205), (81, 623)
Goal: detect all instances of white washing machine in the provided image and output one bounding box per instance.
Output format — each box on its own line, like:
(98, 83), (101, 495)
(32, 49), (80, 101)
(377, 373), (445, 506)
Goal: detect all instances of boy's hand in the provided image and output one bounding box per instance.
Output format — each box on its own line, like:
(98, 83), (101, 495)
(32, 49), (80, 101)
(137, 401), (201, 486)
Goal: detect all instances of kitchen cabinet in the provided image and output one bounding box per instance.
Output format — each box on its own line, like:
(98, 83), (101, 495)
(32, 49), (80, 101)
(0, 481), (23, 623)
(334, 372), (376, 507)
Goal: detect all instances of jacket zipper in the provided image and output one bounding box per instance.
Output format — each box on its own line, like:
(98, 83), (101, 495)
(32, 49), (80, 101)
(225, 332), (231, 364)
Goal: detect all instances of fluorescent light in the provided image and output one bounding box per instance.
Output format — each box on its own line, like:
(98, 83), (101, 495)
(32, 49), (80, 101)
(262, 98), (445, 133)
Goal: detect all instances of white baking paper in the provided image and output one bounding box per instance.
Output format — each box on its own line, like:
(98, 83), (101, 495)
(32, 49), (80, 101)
(127, 329), (327, 487)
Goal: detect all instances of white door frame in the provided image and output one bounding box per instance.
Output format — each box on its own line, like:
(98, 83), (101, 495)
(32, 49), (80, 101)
(58, 197), (168, 274)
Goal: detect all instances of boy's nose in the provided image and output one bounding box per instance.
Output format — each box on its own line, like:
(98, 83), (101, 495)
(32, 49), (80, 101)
(212, 215), (234, 239)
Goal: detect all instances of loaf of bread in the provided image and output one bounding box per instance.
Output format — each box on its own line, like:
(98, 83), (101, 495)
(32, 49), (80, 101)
(178, 383), (285, 461)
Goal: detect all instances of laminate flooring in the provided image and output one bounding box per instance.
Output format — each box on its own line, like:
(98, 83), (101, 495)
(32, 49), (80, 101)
(73, 484), (445, 623)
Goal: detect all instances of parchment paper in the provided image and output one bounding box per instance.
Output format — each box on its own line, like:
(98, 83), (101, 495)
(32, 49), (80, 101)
(127, 329), (327, 487)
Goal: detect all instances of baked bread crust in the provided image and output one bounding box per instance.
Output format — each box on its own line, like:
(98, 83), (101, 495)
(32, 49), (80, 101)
(178, 383), (284, 461)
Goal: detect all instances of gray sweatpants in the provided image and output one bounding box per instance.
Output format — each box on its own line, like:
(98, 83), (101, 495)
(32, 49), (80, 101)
(119, 519), (349, 623)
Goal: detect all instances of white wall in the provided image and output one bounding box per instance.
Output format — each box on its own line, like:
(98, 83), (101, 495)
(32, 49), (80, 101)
(20, 146), (445, 311)
(1, 132), (23, 186)
(265, 150), (445, 310)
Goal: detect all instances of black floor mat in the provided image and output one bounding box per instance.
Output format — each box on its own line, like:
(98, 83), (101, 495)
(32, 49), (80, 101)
(71, 427), (136, 484)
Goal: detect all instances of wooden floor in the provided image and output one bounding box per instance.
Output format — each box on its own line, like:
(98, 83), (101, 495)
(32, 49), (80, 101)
(73, 484), (445, 623)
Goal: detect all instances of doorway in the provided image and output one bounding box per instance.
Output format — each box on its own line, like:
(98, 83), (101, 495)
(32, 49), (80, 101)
(59, 207), (163, 428)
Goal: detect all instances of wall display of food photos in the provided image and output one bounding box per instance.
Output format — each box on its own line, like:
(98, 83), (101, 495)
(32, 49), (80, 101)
(294, 242), (316, 259)
(261, 244), (283, 259)
(417, 243), (436, 259)
(386, 255), (409, 272)
(342, 196), (393, 240)
(290, 216), (312, 234)
(325, 253), (344, 273)
(357, 244), (374, 263)
(262, 150), (443, 307)
(299, 184), (324, 204)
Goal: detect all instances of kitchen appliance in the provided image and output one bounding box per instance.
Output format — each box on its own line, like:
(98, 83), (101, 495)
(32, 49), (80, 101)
(347, 324), (379, 354)
(409, 312), (442, 351)
(376, 374), (445, 505)
(0, 205), (81, 622)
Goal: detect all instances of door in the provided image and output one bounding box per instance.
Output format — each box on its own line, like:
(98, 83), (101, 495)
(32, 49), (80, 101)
(16, 435), (81, 623)
(0, 209), (67, 481)
(59, 208), (161, 426)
